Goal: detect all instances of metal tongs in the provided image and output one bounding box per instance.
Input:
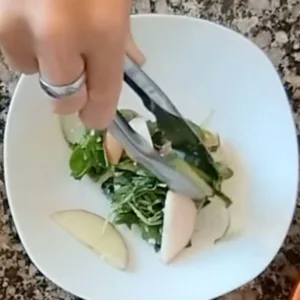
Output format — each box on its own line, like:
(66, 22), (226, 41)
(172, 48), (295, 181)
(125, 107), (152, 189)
(109, 57), (215, 200)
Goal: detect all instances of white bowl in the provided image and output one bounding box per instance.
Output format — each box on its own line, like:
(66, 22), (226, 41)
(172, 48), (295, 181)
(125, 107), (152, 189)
(4, 15), (298, 300)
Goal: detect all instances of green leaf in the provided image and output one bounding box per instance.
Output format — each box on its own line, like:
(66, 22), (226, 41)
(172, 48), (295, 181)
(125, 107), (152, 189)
(186, 120), (220, 151)
(119, 109), (139, 122)
(140, 224), (162, 250)
(153, 109), (219, 181)
(98, 169), (114, 185)
(186, 120), (206, 140)
(151, 130), (167, 151)
(69, 145), (91, 179)
(116, 159), (139, 173)
(113, 212), (140, 229)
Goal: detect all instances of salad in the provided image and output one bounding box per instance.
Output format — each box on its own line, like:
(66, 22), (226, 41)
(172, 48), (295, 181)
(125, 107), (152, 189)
(59, 109), (233, 265)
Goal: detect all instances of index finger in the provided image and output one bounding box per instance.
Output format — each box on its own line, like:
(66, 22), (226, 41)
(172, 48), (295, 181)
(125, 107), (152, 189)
(79, 24), (127, 129)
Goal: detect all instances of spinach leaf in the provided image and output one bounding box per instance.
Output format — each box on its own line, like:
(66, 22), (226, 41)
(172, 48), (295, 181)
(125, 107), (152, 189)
(69, 145), (91, 179)
(69, 130), (108, 180)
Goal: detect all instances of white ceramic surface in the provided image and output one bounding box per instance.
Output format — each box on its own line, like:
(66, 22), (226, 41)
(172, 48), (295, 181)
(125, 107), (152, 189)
(4, 15), (298, 300)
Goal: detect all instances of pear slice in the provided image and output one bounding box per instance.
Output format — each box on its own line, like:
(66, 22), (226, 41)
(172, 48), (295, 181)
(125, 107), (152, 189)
(161, 191), (197, 264)
(60, 114), (85, 145)
(103, 132), (123, 165)
(52, 209), (129, 270)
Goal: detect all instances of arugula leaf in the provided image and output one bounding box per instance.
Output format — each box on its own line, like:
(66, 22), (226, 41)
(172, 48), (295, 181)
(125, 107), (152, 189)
(101, 162), (167, 250)
(140, 223), (162, 251)
(114, 212), (140, 229)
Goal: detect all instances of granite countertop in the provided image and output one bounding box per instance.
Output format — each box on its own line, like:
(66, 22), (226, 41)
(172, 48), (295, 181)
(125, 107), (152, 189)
(0, 0), (300, 299)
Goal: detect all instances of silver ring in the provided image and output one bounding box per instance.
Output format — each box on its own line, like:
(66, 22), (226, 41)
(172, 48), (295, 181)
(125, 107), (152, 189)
(39, 71), (86, 98)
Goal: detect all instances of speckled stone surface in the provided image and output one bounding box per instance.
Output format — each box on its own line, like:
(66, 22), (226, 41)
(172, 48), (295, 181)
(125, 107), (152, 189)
(0, 0), (300, 299)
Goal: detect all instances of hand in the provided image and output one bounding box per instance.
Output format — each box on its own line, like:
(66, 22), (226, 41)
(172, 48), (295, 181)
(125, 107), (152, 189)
(0, 0), (145, 129)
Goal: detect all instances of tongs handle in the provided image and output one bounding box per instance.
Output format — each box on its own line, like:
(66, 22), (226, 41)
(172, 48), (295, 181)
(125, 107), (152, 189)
(123, 56), (181, 118)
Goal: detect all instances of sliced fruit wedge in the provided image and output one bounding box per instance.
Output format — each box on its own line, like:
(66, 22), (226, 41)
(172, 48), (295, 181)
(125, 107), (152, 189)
(52, 209), (129, 270)
(194, 200), (231, 245)
(103, 132), (123, 165)
(160, 191), (197, 264)
(60, 114), (85, 145)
